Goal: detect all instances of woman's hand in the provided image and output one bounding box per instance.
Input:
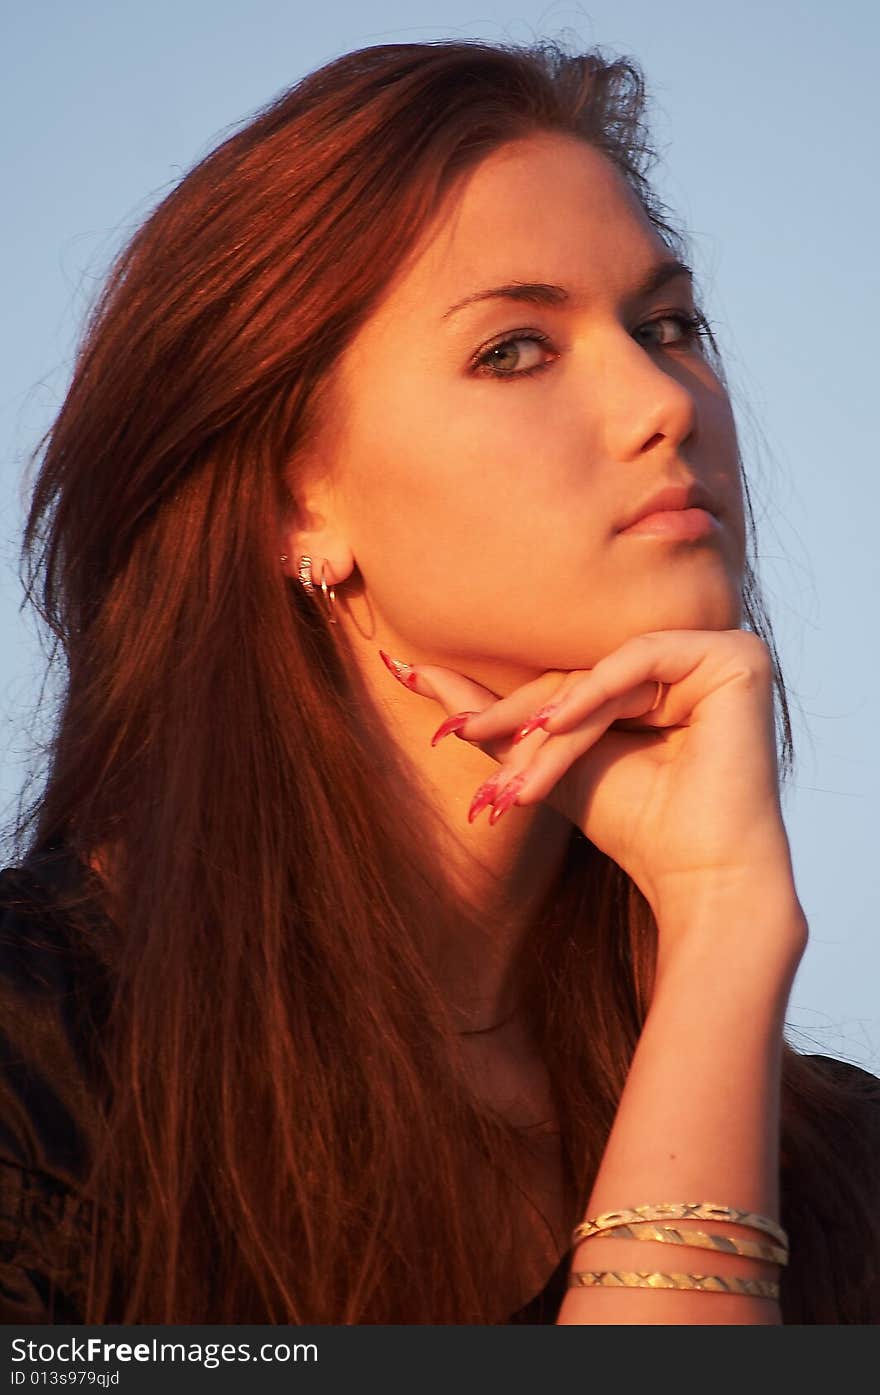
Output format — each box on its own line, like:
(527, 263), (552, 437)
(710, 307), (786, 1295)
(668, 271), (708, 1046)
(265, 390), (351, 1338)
(380, 630), (807, 970)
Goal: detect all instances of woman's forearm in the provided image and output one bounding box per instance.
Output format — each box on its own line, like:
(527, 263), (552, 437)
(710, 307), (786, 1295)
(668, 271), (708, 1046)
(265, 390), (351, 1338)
(556, 881), (807, 1325)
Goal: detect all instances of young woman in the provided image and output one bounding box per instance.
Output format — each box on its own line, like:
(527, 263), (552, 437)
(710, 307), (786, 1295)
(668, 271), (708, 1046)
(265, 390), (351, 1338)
(1, 38), (877, 1326)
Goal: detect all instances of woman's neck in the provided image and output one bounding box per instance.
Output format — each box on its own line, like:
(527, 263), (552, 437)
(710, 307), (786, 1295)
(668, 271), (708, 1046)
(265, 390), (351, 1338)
(365, 656), (573, 1033)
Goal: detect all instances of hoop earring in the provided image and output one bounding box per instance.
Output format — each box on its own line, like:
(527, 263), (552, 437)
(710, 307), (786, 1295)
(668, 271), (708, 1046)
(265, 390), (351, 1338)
(282, 553), (338, 624)
(318, 558), (338, 624)
(295, 554), (315, 594)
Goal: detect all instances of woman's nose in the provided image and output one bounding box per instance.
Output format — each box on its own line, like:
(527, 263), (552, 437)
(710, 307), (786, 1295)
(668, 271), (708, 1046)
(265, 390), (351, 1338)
(599, 331), (700, 463)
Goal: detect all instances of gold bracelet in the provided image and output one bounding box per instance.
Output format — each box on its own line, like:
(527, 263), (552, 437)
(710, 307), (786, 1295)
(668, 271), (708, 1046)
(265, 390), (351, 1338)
(572, 1202), (787, 1250)
(579, 1221), (788, 1267)
(569, 1270), (780, 1300)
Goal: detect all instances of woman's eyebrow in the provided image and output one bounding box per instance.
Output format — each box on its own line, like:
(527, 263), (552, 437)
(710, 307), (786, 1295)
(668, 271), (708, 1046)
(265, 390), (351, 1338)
(440, 257), (694, 320)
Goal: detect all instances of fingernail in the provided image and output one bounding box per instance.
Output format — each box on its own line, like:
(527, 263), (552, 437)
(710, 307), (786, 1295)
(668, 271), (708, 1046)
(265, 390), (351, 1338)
(379, 648), (419, 690)
(431, 711), (478, 747)
(487, 772), (527, 825)
(512, 702), (560, 745)
(468, 774), (502, 824)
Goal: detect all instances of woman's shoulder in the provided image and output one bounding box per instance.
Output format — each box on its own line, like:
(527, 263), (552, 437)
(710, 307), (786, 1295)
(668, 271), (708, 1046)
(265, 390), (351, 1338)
(795, 1050), (880, 1125)
(782, 1047), (880, 1150)
(0, 841), (112, 1322)
(802, 1049), (880, 1089)
(0, 840), (114, 1163)
(778, 1046), (880, 1324)
(789, 1047), (880, 1193)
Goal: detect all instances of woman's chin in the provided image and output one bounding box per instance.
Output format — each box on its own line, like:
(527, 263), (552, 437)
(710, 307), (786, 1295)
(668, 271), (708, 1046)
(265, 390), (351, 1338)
(546, 595), (745, 670)
(618, 580), (744, 639)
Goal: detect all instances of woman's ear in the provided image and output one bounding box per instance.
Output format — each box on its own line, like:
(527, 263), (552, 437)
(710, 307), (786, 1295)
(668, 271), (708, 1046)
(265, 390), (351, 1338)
(279, 540), (354, 587)
(278, 446), (356, 584)
(278, 487), (354, 586)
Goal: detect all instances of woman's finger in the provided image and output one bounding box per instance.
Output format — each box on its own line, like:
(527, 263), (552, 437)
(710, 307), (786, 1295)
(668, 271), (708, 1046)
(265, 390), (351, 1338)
(426, 669), (582, 745)
(378, 649), (565, 762)
(474, 627), (772, 823)
(526, 629), (756, 737)
(465, 678), (665, 824)
(488, 696), (656, 812)
(379, 649), (497, 713)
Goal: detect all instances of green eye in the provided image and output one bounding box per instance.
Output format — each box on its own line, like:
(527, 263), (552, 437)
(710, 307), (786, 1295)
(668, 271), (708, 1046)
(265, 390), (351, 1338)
(637, 312), (707, 347)
(472, 330), (555, 381)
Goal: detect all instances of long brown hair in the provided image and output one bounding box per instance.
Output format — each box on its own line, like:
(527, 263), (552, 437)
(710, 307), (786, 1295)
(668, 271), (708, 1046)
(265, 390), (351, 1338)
(13, 38), (879, 1323)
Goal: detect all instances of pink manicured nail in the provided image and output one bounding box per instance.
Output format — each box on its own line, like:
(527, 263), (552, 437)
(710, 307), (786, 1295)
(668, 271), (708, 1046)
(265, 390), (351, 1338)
(513, 702), (560, 745)
(488, 772), (527, 825)
(468, 774), (503, 824)
(431, 711), (478, 747)
(379, 648), (419, 690)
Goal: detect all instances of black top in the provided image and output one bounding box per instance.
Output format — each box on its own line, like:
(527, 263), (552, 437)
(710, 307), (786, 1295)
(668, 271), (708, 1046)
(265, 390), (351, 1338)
(1, 841), (878, 1325)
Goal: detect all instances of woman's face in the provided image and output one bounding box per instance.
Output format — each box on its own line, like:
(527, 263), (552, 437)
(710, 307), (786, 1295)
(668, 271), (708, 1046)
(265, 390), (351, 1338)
(322, 132), (746, 685)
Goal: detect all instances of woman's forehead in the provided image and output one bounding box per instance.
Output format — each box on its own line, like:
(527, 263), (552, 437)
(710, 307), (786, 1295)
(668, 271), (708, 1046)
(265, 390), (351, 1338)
(358, 136), (665, 331)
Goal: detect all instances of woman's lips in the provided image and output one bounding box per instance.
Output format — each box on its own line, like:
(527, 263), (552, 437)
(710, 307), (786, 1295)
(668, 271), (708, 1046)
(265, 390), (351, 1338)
(618, 507), (721, 541)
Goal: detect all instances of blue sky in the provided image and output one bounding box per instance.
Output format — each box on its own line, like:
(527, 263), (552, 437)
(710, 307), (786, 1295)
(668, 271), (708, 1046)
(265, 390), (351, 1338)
(2, 1), (877, 1070)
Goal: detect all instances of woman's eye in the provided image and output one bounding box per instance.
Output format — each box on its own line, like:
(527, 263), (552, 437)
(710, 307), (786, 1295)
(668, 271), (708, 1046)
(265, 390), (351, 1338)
(472, 332), (555, 381)
(471, 312), (706, 382)
(636, 311), (706, 349)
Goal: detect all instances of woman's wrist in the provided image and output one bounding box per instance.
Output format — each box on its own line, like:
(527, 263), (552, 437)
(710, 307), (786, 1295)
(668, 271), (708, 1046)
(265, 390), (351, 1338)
(559, 880), (803, 1325)
(651, 866), (808, 1004)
